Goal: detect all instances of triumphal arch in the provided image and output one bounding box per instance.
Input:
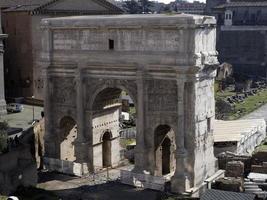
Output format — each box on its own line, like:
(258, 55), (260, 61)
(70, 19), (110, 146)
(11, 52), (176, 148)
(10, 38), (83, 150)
(41, 14), (219, 194)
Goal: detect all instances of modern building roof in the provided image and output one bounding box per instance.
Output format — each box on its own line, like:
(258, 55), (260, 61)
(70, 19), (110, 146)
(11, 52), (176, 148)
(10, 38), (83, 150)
(201, 189), (255, 200)
(213, 119), (266, 143)
(0, 0), (123, 14)
(215, 1), (267, 9)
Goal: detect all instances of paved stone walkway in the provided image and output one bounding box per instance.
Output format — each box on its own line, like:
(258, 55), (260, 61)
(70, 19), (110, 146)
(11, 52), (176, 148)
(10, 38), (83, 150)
(241, 103), (267, 122)
(0, 104), (43, 130)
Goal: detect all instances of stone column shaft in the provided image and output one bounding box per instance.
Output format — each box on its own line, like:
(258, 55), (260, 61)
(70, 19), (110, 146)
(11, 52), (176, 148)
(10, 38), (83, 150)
(171, 79), (187, 193)
(75, 68), (89, 170)
(134, 69), (146, 173)
(42, 27), (55, 158)
(76, 69), (85, 142)
(44, 70), (55, 157)
(176, 80), (187, 171)
(86, 110), (94, 172)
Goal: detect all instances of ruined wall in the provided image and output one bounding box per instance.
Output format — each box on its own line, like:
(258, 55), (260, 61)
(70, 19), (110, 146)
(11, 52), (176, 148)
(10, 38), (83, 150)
(0, 145), (37, 195)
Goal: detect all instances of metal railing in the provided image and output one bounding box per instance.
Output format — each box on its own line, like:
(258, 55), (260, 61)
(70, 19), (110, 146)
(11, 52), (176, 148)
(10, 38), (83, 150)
(119, 127), (136, 139)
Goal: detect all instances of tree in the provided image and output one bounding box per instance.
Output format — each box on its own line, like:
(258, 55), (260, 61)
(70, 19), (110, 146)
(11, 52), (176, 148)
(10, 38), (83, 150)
(0, 121), (8, 153)
(122, 0), (142, 14)
(139, 0), (153, 13)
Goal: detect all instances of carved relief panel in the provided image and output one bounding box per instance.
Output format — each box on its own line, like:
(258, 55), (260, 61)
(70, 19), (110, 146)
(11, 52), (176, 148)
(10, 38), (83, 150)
(146, 79), (177, 112)
(51, 77), (76, 106)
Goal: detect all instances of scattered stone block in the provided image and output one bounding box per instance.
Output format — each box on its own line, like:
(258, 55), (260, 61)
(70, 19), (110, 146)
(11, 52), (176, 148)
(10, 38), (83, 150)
(225, 161), (244, 177)
(212, 177), (243, 192)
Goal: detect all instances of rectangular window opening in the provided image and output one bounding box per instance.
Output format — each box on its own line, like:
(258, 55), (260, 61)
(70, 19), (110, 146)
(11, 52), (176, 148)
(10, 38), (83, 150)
(109, 39), (114, 50)
(207, 117), (211, 132)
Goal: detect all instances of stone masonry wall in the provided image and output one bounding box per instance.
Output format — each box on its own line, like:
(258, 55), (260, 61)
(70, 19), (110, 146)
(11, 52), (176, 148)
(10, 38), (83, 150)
(193, 79), (216, 186)
(218, 30), (266, 77)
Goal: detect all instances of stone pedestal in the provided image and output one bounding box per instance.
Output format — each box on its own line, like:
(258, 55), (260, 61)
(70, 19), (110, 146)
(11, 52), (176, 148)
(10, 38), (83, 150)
(120, 170), (171, 191)
(44, 157), (87, 177)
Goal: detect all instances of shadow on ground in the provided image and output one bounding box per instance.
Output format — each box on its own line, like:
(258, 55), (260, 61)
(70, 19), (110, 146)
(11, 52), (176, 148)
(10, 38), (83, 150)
(38, 171), (77, 184)
(53, 181), (166, 200)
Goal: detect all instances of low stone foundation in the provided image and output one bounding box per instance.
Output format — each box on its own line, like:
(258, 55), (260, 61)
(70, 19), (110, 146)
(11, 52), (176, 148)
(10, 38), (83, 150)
(44, 157), (88, 176)
(120, 170), (170, 191)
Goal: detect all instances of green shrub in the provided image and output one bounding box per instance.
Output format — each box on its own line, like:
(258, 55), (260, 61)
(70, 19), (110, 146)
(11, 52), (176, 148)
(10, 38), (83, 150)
(0, 130), (8, 153)
(0, 121), (8, 153)
(0, 121), (8, 131)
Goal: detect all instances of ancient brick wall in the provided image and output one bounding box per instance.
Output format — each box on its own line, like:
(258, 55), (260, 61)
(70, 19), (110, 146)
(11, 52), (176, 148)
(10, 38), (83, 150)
(2, 11), (33, 97)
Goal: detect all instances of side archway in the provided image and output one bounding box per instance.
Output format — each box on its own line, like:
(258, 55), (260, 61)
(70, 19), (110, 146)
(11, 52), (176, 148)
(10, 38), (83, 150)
(58, 116), (77, 161)
(154, 125), (176, 176)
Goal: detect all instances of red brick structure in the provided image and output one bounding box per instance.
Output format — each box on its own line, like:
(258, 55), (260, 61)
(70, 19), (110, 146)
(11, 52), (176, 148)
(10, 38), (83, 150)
(0, 0), (123, 99)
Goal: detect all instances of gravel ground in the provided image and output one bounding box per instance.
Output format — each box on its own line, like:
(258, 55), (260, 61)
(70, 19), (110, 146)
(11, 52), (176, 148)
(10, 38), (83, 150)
(38, 165), (165, 200)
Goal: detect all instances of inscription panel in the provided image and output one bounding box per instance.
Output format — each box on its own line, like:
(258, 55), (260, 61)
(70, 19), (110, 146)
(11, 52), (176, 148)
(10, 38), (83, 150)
(53, 29), (181, 52)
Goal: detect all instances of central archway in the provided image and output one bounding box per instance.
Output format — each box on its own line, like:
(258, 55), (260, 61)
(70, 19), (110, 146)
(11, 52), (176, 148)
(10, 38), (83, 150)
(90, 87), (137, 171)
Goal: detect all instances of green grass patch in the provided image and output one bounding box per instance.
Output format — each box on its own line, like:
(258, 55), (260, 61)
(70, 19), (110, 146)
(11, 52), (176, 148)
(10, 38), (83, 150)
(254, 138), (267, 153)
(255, 145), (267, 153)
(129, 107), (136, 115)
(228, 89), (267, 120)
(216, 88), (267, 120)
(0, 196), (7, 200)
(216, 91), (235, 99)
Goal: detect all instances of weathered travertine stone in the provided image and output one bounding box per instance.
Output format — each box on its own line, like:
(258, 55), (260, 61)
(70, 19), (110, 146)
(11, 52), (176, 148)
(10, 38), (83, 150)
(40, 14), (219, 195)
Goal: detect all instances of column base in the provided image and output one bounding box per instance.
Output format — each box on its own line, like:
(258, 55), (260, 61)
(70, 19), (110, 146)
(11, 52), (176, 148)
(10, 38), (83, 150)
(44, 157), (89, 177)
(0, 99), (7, 115)
(120, 169), (171, 191)
(74, 141), (89, 162)
(132, 148), (150, 174)
(171, 173), (190, 194)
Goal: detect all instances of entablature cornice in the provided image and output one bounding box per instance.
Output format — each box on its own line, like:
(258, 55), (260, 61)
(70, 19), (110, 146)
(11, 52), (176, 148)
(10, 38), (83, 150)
(42, 23), (216, 31)
(45, 62), (217, 82)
